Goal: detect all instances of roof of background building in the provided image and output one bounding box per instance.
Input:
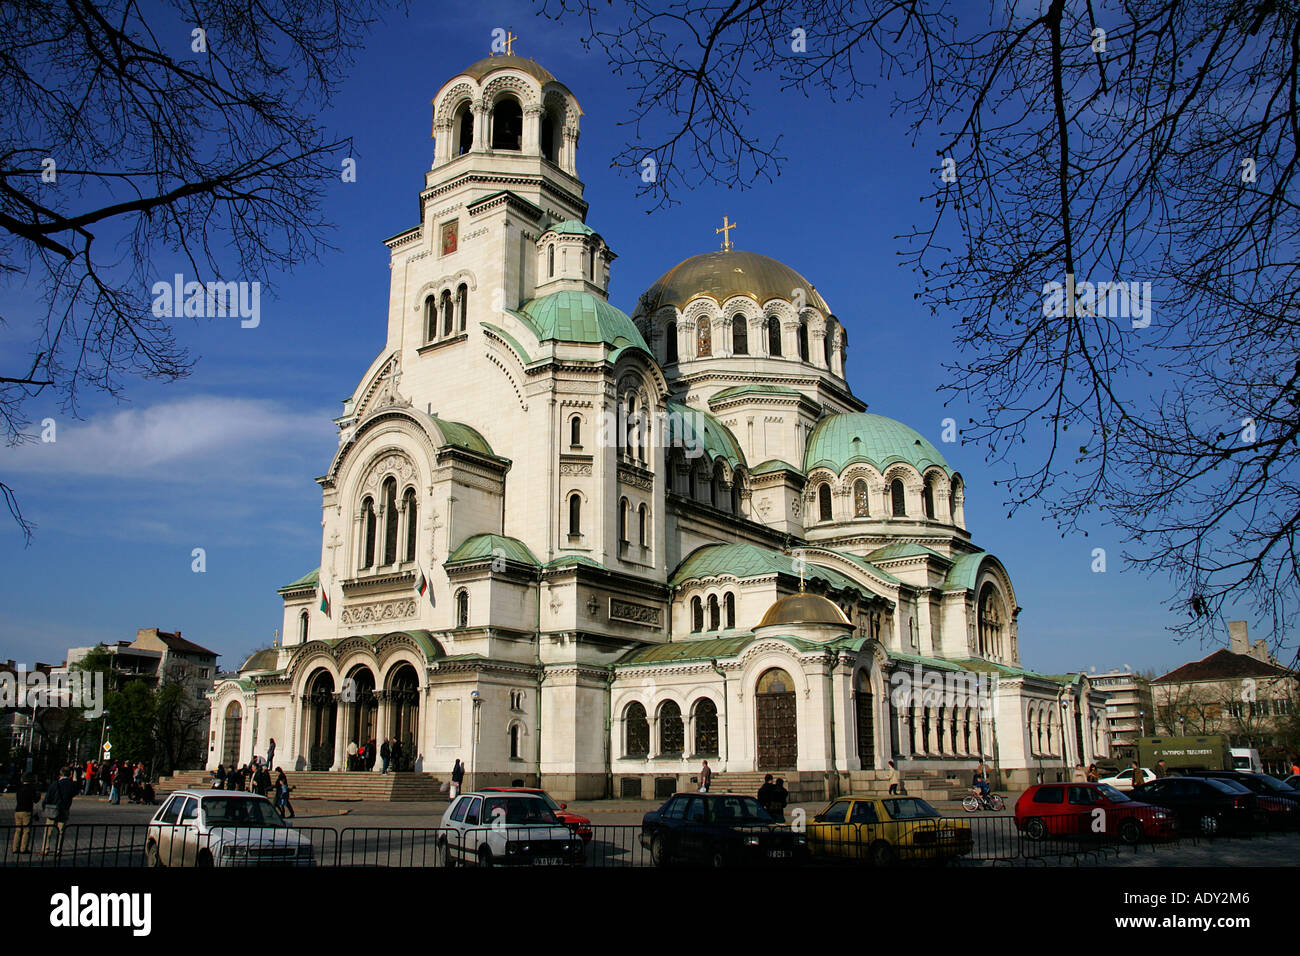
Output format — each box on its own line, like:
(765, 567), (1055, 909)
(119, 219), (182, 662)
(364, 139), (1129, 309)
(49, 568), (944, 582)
(804, 413), (951, 476)
(1153, 649), (1296, 684)
(150, 631), (219, 658)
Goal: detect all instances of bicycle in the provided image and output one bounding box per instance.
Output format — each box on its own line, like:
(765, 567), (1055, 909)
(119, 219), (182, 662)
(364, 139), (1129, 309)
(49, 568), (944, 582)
(961, 788), (1005, 812)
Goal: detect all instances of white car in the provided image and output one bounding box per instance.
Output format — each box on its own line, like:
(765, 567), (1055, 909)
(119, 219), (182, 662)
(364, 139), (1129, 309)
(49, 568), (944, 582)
(145, 790), (314, 867)
(438, 791), (582, 867)
(1098, 768), (1156, 791)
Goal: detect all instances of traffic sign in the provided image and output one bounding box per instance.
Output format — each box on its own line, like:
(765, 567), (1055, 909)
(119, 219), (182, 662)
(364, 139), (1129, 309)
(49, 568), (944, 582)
(102, 741), (112, 755)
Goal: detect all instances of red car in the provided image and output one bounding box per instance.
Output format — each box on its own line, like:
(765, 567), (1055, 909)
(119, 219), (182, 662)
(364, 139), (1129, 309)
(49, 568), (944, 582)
(479, 787), (592, 843)
(1014, 782), (1177, 844)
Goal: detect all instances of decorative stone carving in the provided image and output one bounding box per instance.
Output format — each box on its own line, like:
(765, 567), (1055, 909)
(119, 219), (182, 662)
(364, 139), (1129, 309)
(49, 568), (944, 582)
(560, 461), (593, 476)
(363, 452), (417, 494)
(609, 599), (662, 628)
(340, 598), (417, 626)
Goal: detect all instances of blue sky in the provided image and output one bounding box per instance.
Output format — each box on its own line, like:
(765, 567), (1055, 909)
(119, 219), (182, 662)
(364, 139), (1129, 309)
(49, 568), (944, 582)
(0, 0), (1268, 676)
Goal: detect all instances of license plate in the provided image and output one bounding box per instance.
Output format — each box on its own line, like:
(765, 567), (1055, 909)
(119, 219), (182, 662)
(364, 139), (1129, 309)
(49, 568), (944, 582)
(767, 850), (792, 858)
(535, 857), (563, 865)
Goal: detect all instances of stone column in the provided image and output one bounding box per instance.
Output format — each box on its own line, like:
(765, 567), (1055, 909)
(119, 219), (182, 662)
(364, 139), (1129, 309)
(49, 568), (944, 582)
(373, 691), (389, 772)
(523, 104), (542, 154)
(331, 694), (345, 772)
(472, 99), (488, 153)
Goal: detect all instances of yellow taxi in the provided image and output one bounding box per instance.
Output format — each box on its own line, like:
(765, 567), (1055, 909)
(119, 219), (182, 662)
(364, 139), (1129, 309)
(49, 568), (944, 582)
(807, 794), (973, 865)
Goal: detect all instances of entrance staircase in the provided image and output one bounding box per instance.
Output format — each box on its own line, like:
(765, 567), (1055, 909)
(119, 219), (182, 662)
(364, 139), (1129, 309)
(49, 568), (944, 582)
(156, 770), (443, 802)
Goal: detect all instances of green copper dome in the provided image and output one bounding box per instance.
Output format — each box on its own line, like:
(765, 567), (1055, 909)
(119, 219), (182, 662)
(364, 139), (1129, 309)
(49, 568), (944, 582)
(542, 219), (597, 237)
(510, 291), (649, 353)
(804, 413), (950, 476)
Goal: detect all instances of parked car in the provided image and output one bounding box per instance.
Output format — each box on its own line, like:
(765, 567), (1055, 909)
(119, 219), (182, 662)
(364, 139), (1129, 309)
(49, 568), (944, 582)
(1129, 776), (1259, 836)
(1014, 783), (1176, 844)
(808, 794), (972, 865)
(1283, 775), (1300, 791)
(1097, 767), (1156, 791)
(479, 786), (592, 843)
(1187, 771), (1300, 829)
(640, 792), (810, 867)
(1230, 748), (1264, 773)
(145, 790), (314, 867)
(438, 791), (582, 866)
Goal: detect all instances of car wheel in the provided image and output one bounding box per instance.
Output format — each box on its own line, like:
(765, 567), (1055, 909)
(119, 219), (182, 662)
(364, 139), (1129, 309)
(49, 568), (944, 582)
(145, 840), (161, 868)
(869, 841), (897, 867)
(477, 846), (493, 868)
(961, 795), (979, 813)
(1199, 814), (1219, 837)
(1119, 819), (1143, 845)
(1024, 818), (1048, 841)
(650, 834), (671, 868)
(436, 837), (453, 867)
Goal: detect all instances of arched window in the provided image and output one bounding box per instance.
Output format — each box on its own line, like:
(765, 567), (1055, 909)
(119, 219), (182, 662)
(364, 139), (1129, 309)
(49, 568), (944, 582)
(403, 488), (417, 562)
(824, 318), (836, 367)
(854, 479), (869, 517)
(454, 588), (469, 628)
(568, 494), (582, 536)
(730, 478), (741, 515)
(454, 102), (473, 155)
(638, 503), (647, 547)
(724, 592), (735, 629)
(891, 479), (906, 517)
(711, 466), (723, 508)
(298, 609), (309, 643)
(361, 497), (376, 569)
(569, 415), (581, 448)
(618, 497), (629, 545)
(922, 477), (935, 519)
(441, 289), (453, 337)
(666, 320), (678, 364)
(548, 245), (555, 278)
(697, 318), (711, 357)
(819, 483), (833, 522)
(541, 110), (557, 161)
(424, 296), (437, 341)
(767, 316), (782, 356)
(732, 315), (748, 354)
(978, 583), (1005, 659)
(490, 97), (523, 150)
(693, 698), (719, 756)
(509, 723), (522, 759)
(659, 701), (684, 755)
(456, 284), (467, 332)
(382, 477), (398, 565)
(707, 594), (720, 630)
(586, 246), (595, 280)
(797, 319), (809, 361)
(691, 596), (703, 633)
(625, 703), (649, 757)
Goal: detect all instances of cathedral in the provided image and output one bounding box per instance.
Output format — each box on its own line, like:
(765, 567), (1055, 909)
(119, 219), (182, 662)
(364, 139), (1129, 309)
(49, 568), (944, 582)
(208, 52), (1111, 800)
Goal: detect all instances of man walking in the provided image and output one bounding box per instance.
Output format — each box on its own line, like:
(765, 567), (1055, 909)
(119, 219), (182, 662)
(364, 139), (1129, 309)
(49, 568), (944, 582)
(698, 760), (712, 793)
(887, 760), (903, 795)
(380, 738), (391, 774)
(267, 738), (276, 770)
(40, 766), (78, 856)
(450, 758), (464, 799)
(757, 774), (778, 816)
(12, 772), (36, 855)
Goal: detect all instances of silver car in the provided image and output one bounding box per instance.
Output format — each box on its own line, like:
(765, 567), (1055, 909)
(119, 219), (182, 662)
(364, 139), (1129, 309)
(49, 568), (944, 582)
(438, 792), (581, 867)
(145, 790), (314, 867)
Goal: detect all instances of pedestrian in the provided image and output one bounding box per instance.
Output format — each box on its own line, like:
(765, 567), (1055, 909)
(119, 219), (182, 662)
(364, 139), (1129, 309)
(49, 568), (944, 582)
(974, 761), (991, 799)
(1155, 759), (1167, 779)
(274, 768), (295, 819)
(255, 764), (272, 799)
(450, 758), (464, 798)
(40, 766), (78, 856)
(267, 738), (276, 770)
(380, 738), (391, 775)
(213, 764), (226, 789)
(756, 774), (778, 817)
(346, 739), (358, 771)
(1071, 764), (1086, 782)
(887, 760), (903, 795)
(366, 738), (377, 771)
(390, 739), (403, 773)
(1086, 763), (1099, 783)
(110, 763), (128, 805)
(1129, 760), (1143, 788)
(12, 771), (36, 855)
(770, 778), (789, 823)
(698, 760), (712, 793)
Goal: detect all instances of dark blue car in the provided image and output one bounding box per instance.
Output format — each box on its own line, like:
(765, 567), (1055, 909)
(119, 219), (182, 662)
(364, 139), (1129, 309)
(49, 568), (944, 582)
(640, 792), (810, 867)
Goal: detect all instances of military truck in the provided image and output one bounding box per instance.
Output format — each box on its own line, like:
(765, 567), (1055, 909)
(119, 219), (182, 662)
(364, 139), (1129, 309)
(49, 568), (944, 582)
(1136, 735), (1232, 772)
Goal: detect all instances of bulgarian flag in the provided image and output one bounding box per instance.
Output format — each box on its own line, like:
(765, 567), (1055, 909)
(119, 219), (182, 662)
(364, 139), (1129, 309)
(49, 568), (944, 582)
(415, 568), (434, 606)
(319, 579), (331, 618)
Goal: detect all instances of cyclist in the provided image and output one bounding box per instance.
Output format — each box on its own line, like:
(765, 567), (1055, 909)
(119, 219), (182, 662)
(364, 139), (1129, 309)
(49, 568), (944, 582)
(973, 761), (991, 801)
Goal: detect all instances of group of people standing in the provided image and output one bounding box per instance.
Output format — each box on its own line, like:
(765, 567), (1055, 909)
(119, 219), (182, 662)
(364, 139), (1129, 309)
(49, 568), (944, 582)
(10, 765), (80, 856)
(210, 759), (296, 818)
(82, 759), (153, 805)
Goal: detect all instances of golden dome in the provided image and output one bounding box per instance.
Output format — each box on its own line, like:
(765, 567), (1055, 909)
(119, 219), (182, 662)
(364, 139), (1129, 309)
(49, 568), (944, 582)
(758, 593), (851, 628)
(639, 250), (831, 314)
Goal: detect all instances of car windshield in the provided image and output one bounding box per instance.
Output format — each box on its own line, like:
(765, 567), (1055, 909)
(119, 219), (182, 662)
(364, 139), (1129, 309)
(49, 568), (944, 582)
(483, 797), (559, 825)
(201, 797), (284, 828)
(1251, 775), (1292, 793)
(881, 798), (940, 820)
(1096, 784), (1130, 802)
(1204, 777), (1250, 794)
(534, 792), (561, 811)
(708, 795), (772, 824)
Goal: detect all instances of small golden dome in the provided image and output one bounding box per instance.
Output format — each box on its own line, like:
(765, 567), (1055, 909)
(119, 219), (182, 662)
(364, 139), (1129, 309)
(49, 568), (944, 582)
(639, 250), (831, 314)
(758, 593), (851, 628)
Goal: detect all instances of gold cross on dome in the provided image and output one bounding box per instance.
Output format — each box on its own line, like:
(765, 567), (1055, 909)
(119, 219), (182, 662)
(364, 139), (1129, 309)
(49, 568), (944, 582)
(716, 215), (738, 251)
(505, 31), (517, 55)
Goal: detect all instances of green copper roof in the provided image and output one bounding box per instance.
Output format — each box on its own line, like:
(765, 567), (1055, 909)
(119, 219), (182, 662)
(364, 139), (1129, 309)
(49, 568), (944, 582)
(750, 458), (803, 476)
(542, 219), (597, 237)
(481, 323), (533, 366)
(666, 401), (746, 469)
(670, 542), (868, 597)
(510, 291), (649, 352)
(544, 555), (605, 571)
(446, 533), (540, 568)
(278, 568), (319, 594)
(430, 417), (496, 457)
(617, 636), (754, 666)
(804, 413), (950, 476)
(825, 550), (902, 585)
(867, 543), (947, 563)
(943, 552), (988, 591)
(709, 384), (801, 403)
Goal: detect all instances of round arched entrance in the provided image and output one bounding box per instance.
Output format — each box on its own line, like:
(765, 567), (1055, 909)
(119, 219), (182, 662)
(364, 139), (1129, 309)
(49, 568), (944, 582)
(386, 663), (420, 772)
(854, 668), (875, 768)
(345, 665), (378, 770)
(306, 669), (338, 771)
(221, 700), (242, 767)
(755, 667), (797, 770)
